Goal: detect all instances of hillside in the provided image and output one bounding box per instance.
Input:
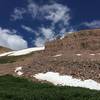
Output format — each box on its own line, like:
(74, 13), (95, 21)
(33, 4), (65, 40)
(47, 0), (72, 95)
(0, 46), (11, 53)
(46, 29), (100, 52)
(0, 29), (100, 90)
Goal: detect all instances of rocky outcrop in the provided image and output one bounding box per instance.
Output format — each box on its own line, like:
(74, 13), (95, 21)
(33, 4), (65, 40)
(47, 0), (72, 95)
(45, 29), (100, 52)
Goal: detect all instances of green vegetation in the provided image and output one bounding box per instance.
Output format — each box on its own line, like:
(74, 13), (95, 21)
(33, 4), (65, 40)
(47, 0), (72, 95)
(0, 75), (100, 100)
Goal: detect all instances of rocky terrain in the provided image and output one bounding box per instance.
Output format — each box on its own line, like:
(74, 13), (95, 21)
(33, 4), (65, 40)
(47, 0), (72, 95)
(0, 29), (100, 83)
(0, 46), (11, 53)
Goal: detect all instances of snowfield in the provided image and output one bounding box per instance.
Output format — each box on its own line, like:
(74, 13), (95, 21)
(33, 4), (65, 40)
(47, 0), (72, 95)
(34, 72), (100, 90)
(0, 52), (13, 57)
(9, 46), (45, 56)
(0, 46), (45, 57)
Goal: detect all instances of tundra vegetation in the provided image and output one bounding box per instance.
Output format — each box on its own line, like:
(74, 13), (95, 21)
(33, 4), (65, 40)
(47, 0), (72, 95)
(0, 75), (100, 100)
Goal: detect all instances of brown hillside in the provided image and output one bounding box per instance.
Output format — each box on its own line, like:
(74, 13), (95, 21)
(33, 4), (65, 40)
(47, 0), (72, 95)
(0, 29), (100, 83)
(46, 29), (100, 52)
(0, 46), (11, 53)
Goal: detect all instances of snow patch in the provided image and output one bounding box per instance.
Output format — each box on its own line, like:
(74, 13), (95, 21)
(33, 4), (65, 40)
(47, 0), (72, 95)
(53, 54), (62, 57)
(34, 72), (100, 90)
(17, 71), (23, 76)
(0, 46), (45, 57)
(15, 67), (23, 76)
(15, 67), (22, 72)
(9, 47), (45, 56)
(76, 54), (82, 56)
(90, 54), (95, 56)
(0, 52), (13, 57)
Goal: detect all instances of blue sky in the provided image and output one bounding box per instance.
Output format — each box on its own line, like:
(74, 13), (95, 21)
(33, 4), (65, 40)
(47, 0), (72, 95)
(0, 0), (100, 50)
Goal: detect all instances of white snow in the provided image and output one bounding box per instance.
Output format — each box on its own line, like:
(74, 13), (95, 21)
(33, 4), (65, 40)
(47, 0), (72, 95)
(17, 71), (23, 76)
(15, 67), (22, 72)
(76, 54), (82, 56)
(53, 54), (62, 57)
(90, 54), (95, 56)
(0, 52), (13, 57)
(15, 67), (23, 76)
(34, 72), (100, 90)
(0, 46), (45, 57)
(9, 46), (45, 56)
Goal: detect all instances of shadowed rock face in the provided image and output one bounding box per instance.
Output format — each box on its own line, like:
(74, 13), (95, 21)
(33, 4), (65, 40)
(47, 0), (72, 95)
(0, 29), (100, 83)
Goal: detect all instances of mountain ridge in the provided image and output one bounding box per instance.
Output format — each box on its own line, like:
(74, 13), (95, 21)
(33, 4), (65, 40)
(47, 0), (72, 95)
(45, 29), (100, 52)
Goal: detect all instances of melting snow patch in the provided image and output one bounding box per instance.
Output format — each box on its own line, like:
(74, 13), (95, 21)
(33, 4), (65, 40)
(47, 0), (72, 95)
(17, 71), (23, 76)
(15, 67), (23, 76)
(9, 47), (45, 56)
(0, 52), (13, 57)
(34, 72), (100, 90)
(76, 54), (82, 56)
(53, 54), (62, 57)
(15, 67), (22, 72)
(0, 47), (45, 57)
(90, 54), (95, 56)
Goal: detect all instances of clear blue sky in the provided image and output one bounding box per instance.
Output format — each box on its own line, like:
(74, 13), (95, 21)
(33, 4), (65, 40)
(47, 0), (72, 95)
(0, 0), (100, 50)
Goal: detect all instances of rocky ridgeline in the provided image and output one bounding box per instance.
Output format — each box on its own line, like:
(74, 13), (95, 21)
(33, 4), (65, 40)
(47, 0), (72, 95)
(45, 29), (100, 52)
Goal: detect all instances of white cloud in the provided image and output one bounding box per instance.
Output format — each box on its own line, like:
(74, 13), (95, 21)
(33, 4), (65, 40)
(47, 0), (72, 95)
(11, 2), (72, 47)
(40, 27), (55, 40)
(11, 8), (26, 20)
(28, 3), (39, 18)
(60, 28), (66, 34)
(34, 27), (55, 47)
(34, 26), (75, 47)
(0, 27), (28, 50)
(84, 20), (100, 28)
(11, 2), (70, 25)
(68, 27), (76, 34)
(21, 25), (34, 33)
(42, 3), (70, 24)
(27, 2), (71, 44)
(27, 3), (70, 25)
(34, 37), (45, 47)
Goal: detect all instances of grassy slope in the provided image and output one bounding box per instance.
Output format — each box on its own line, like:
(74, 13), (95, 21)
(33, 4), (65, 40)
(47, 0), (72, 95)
(0, 75), (100, 100)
